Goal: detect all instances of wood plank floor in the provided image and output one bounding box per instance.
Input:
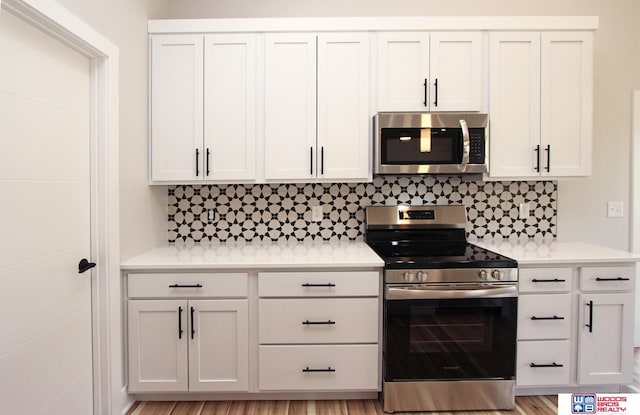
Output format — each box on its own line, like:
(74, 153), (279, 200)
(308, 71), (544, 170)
(127, 396), (558, 415)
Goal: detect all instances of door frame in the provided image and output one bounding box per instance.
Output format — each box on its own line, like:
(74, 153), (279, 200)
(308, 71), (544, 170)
(0, 0), (120, 414)
(632, 90), (640, 347)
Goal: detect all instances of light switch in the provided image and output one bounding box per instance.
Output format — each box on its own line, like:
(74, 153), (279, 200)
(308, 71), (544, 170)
(607, 201), (623, 218)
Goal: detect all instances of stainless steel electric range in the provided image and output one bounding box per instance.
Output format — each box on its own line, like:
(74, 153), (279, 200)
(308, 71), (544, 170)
(365, 205), (518, 413)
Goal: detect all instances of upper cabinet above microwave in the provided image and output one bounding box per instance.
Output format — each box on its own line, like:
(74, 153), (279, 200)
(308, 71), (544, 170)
(377, 32), (486, 112)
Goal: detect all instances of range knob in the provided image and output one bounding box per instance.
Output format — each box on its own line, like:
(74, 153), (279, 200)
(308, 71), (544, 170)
(491, 270), (504, 280)
(403, 272), (415, 282)
(416, 271), (429, 282)
(479, 270), (489, 280)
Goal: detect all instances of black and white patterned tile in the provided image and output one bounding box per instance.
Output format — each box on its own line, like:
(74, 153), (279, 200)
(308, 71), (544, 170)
(168, 176), (557, 242)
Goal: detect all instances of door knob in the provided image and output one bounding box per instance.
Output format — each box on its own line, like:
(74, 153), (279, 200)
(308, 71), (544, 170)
(78, 258), (96, 274)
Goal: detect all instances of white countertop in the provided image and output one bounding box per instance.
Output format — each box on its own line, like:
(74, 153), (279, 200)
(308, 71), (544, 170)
(120, 240), (385, 270)
(472, 238), (640, 265)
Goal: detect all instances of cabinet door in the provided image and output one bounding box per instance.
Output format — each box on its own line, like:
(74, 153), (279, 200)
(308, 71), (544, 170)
(188, 299), (249, 392)
(488, 32), (541, 178)
(150, 34), (203, 182)
(377, 32), (430, 111)
(204, 34), (256, 181)
(541, 32), (593, 177)
(317, 33), (371, 181)
(429, 32), (484, 112)
(128, 300), (188, 392)
(577, 293), (633, 384)
(264, 33), (317, 180)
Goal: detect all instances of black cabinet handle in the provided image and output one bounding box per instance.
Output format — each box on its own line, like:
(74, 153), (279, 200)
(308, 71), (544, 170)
(302, 367), (336, 373)
(206, 148), (211, 176)
(320, 146), (324, 175)
(531, 278), (566, 283)
(423, 78), (428, 106)
(534, 145), (541, 172)
(596, 277), (630, 282)
(585, 300), (593, 333)
(178, 306), (183, 339)
(301, 283), (336, 287)
(78, 258), (96, 274)
(530, 362), (563, 368)
(531, 315), (565, 321)
(545, 144), (551, 172)
(310, 147), (313, 175)
(169, 284), (203, 288)
(302, 320), (336, 325)
(190, 306), (195, 339)
(433, 78), (438, 107)
(195, 148), (200, 177)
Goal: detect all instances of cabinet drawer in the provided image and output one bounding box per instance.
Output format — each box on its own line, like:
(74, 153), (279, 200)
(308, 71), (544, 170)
(516, 340), (570, 386)
(258, 344), (379, 391)
(519, 268), (572, 293)
(518, 294), (571, 340)
(580, 266), (634, 291)
(128, 273), (248, 298)
(258, 271), (379, 297)
(259, 298), (378, 344)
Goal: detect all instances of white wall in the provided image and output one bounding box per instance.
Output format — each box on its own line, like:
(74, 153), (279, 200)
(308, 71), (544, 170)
(161, 0), (640, 251)
(55, 0), (169, 260)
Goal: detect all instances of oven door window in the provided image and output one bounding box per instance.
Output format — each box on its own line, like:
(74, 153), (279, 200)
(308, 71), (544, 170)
(380, 127), (463, 165)
(384, 297), (517, 381)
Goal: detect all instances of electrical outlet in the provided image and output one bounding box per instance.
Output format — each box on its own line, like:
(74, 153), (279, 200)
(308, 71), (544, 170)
(208, 209), (215, 223)
(607, 201), (624, 218)
(518, 203), (530, 219)
(311, 205), (323, 222)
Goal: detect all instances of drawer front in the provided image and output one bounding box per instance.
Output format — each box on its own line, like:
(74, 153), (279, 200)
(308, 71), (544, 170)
(519, 268), (573, 293)
(580, 266), (635, 291)
(258, 344), (379, 391)
(258, 271), (380, 297)
(259, 298), (379, 344)
(516, 340), (570, 386)
(128, 273), (248, 298)
(518, 294), (571, 340)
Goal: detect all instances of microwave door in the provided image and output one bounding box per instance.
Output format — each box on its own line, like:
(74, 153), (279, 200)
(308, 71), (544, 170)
(380, 128), (463, 165)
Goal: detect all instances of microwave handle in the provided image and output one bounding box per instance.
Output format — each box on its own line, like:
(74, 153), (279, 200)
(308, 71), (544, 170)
(459, 119), (470, 172)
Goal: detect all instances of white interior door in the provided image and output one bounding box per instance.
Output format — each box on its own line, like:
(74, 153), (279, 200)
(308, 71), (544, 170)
(0, 8), (94, 415)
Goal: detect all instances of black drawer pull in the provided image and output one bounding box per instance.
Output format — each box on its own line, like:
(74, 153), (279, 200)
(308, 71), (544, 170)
(595, 277), (630, 282)
(169, 284), (203, 288)
(530, 362), (563, 368)
(302, 367), (336, 373)
(531, 278), (566, 283)
(531, 315), (565, 321)
(585, 300), (593, 333)
(301, 283), (336, 287)
(302, 320), (336, 325)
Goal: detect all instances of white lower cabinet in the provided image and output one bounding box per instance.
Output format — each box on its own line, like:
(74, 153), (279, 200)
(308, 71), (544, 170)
(259, 345), (379, 391)
(516, 264), (635, 390)
(127, 273), (249, 393)
(257, 271), (380, 392)
(126, 269), (381, 396)
(577, 266), (635, 385)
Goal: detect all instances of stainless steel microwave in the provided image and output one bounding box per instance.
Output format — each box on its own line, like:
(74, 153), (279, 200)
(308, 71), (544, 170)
(374, 112), (488, 175)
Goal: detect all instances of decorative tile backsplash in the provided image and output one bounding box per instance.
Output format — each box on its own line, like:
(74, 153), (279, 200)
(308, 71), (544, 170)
(168, 176), (557, 243)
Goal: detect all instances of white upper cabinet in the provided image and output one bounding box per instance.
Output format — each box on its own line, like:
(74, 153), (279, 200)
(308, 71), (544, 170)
(263, 34), (318, 181)
(204, 34), (256, 181)
(264, 33), (371, 182)
(377, 32), (484, 112)
(150, 33), (256, 183)
(488, 31), (593, 178)
(150, 35), (204, 182)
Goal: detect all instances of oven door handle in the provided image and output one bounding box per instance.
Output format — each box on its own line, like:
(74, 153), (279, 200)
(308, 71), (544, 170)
(385, 285), (518, 300)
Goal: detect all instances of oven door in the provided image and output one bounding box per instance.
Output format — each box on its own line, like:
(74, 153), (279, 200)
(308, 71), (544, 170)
(384, 283), (517, 382)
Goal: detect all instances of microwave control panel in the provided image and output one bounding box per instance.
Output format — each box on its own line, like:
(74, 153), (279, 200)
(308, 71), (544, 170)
(469, 128), (486, 164)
